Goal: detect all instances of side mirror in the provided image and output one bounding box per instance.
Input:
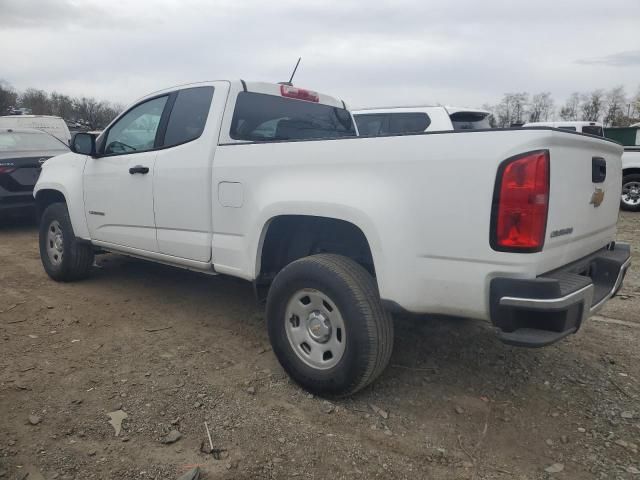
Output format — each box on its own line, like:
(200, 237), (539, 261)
(72, 132), (97, 156)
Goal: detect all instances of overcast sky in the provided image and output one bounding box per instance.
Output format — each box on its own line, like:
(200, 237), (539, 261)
(1, 0), (639, 110)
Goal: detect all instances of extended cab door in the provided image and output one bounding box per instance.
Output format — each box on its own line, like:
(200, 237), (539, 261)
(83, 95), (169, 252)
(153, 82), (227, 262)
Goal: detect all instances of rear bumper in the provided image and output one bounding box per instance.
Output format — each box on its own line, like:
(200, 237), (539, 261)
(489, 242), (631, 347)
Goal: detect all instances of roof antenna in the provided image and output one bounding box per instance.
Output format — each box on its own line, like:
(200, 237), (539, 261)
(279, 57), (301, 86)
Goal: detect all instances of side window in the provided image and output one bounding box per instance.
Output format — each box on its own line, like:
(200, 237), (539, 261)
(387, 113), (430, 134)
(104, 96), (168, 154)
(354, 114), (389, 136)
(163, 86), (214, 147)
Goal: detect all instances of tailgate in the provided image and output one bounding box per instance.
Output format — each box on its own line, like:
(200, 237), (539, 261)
(541, 132), (623, 272)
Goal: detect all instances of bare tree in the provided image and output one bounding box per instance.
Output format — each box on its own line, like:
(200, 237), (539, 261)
(94, 102), (123, 129)
(19, 88), (50, 115)
(481, 103), (497, 127)
(628, 85), (640, 123)
(74, 97), (102, 129)
(580, 90), (605, 122)
(74, 97), (122, 129)
(49, 92), (75, 121)
(603, 86), (627, 127)
(528, 92), (554, 122)
(495, 92), (529, 127)
(0, 80), (18, 114)
(559, 93), (581, 121)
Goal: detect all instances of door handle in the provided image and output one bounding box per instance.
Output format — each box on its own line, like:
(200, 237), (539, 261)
(129, 165), (149, 175)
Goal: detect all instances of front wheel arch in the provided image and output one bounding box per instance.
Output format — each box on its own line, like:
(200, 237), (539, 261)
(35, 189), (67, 220)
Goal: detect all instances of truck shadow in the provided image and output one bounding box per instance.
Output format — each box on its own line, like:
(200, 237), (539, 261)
(0, 212), (38, 232)
(86, 253), (548, 399)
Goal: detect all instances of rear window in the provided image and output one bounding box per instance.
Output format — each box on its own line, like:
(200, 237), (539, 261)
(163, 86), (214, 147)
(449, 111), (491, 130)
(0, 131), (68, 152)
(230, 92), (356, 142)
(355, 112), (431, 136)
(582, 125), (603, 136)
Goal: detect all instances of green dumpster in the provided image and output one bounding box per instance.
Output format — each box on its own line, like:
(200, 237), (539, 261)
(604, 127), (640, 146)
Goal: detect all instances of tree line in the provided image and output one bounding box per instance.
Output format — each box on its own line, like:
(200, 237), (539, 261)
(483, 85), (640, 128)
(2, 79), (640, 131)
(0, 81), (124, 130)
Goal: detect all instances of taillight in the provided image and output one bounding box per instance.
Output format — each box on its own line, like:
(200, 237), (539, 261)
(280, 85), (319, 103)
(491, 150), (550, 252)
(0, 166), (16, 174)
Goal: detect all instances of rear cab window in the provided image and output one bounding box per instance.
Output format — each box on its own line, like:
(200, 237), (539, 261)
(449, 111), (491, 130)
(230, 92), (356, 142)
(354, 112), (431, 136)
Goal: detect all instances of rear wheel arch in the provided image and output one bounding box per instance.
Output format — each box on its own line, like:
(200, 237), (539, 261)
(256, 215), (377, 284)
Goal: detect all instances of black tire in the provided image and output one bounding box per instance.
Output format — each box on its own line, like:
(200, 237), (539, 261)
(39, 202), (94, 281)
(266, 254), (393, 397)
(621, 174), (640, 212)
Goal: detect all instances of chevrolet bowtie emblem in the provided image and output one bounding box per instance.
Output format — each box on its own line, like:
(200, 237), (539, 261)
(590, 188), (605, 207)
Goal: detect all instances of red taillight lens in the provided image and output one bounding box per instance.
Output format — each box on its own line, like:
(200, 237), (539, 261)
(280, 85), (319, 102)
(0, 166), (16, 174)
(492, 150), (549, 252)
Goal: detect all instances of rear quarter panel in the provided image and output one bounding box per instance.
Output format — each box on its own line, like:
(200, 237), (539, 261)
(212, 129), (622, 319)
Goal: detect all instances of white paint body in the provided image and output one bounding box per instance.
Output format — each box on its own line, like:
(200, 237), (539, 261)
(0, 115), (71, 144)
(622, 149), (640, 171)
(35, 80), (624, 321)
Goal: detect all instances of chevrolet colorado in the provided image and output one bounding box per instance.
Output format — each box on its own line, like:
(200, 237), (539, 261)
(34, 80), (631, 396)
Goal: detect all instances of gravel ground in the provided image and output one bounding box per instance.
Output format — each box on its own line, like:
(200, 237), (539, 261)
(0, 213), (639, 480)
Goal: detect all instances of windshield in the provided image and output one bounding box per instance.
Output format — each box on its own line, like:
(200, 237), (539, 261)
(230, 92), (356, 141)
(0, 131), (68, 152)
(449, 111), (491, 130)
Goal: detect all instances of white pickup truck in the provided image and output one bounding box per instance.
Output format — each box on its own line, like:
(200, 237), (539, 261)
(34, 80), (631, 396)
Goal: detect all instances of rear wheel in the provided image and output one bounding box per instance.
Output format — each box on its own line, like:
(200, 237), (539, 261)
(266, 254), (393, 397)
(621, 174), (640, 211)
(39, 202), (94, 281)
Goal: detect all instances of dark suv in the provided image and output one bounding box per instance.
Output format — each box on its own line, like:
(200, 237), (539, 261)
(0, 128), (69, 216)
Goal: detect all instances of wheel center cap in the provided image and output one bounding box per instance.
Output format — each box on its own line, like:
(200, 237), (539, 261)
(307, 311), (331, 343)
(54, 235), (63, 251)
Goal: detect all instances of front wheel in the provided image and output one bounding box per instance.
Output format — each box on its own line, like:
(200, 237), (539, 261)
(266, 254), (394, 397)
(39, 202), (94, 281)
(621, 174), (640, 212)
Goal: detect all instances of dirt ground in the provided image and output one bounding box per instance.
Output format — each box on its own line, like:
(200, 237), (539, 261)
(1, 213), (639, 480)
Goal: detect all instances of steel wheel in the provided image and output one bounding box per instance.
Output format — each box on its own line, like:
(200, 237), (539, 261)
(284, 288), (346, 370)
(622, 181), (640, 207)
(46, 220), (64, 266)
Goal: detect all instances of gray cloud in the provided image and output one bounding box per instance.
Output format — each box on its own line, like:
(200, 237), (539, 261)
(577, 50), (640, 67)
(1, 0), (639, 109)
